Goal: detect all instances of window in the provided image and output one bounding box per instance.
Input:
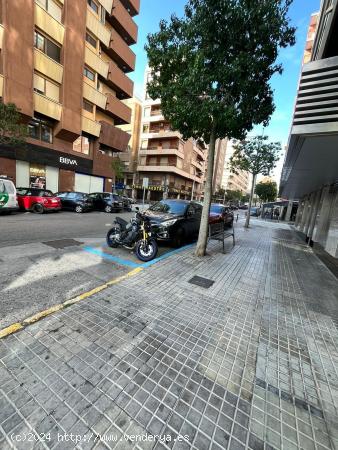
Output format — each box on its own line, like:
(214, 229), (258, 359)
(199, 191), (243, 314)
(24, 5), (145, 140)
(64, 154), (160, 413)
(34, 31), (61, 63)
(34, 73), (60, 102)
(86, 32), (97, 49)
(28, 118), (53, 143)
(83, 99), (94, 113)
(36, 0), (62, 22)
(87, 0), (98, 14)
(84, 66), (95, 82)
(100, 6), (105, 23)
(142, 124), (149, 133)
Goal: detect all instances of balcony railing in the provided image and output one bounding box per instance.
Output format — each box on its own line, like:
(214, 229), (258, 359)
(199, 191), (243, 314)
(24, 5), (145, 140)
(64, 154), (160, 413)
(107, 60), (134, 98)
(120, 0), (139, 16)
(99, 120), (130, 151)
(110, 0), (138, 44)
(85, 45), (109, 79)
(82, 116), (101, 137)
(83, 82), (107, 109)
(292, 55), (338, 135)
(35, 3), (65, 45)
(105, 94), (131, 124)
(87, 8), (111, 47)
(108, 28), (136, 72)
(34, 48), (63, 84)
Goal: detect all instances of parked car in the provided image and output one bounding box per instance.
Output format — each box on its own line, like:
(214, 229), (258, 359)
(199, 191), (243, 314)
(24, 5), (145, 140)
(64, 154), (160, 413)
(88, 192), (123, 213)
(0, 177), (18, 214)
(128, 197), (137, 204)
(17, 188), (61, 213)
(144, 199), (203, 247)
(209, 204), (234, 227)
(250, 207), (261, 217)
(56, 191), (93, 213)
(120, 195), (132, 211)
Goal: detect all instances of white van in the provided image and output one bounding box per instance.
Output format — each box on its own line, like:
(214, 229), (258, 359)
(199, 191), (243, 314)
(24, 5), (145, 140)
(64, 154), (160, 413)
(0, 177), (18, 214)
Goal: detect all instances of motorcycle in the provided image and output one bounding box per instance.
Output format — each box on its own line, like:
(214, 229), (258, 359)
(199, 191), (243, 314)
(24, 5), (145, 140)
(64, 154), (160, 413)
(106, 208), (158, 262)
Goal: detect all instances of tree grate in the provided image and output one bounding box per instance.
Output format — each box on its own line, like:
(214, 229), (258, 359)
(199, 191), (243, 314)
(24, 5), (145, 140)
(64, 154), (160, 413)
(188, 276), (215, 289)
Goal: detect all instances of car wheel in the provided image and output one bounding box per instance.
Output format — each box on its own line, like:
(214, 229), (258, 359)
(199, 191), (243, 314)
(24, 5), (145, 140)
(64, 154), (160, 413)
(32, 203), (44, 214)
(172, 228), (185, 248)
(104, 205), (113, 213)
(75, 204), (83, 213)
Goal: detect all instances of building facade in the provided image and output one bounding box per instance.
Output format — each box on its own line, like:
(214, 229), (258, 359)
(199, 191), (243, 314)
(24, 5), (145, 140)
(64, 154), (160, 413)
(117, 96), (142, 194)
(135, 68), (207, 201)
(221, 140), (250, 194)
(280, 0), (338, 261)
(0, 0), (139, 193)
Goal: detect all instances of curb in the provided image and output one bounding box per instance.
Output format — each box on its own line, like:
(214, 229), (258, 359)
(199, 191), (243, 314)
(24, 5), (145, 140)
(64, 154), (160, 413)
(0, 267), (143, 340)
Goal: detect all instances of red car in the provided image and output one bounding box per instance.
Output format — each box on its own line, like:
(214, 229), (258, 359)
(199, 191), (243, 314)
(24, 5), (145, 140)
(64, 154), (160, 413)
(17, 188), (61, 214)
(209, 203), (234, 227)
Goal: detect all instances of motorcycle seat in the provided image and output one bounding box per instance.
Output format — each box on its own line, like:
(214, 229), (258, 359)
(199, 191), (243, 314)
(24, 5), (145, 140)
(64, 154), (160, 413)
(115, 217), (128, 229)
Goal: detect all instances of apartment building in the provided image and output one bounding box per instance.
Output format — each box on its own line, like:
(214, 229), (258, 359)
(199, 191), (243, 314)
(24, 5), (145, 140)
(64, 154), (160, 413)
(0, 0), (139, 193)
(134, 68), (207, 201)
(221, 140), (249, 193)
(280, 0), (338, 261)
(116, 96), (142, 194)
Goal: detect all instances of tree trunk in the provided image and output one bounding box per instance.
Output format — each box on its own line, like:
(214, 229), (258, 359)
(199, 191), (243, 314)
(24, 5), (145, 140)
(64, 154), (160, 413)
(195, 127), (216, 256)
(245, 173), (256, 228)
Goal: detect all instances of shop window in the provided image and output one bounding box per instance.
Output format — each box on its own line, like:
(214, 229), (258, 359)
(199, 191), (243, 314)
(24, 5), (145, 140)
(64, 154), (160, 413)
(28, 118), (53, 143)
(34, 31), (61, 63)
(34, 73), (60, 102)
(30, 164), (46, 189)
(83, 99), (94, 113)
(84, 66), (95, 82)
(86, 31), (97, 49)
(73, 136), (90, 155)
(87, 0), (98, 14)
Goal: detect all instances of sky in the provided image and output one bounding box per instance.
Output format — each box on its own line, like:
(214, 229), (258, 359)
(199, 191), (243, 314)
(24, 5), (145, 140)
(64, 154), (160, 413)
(128, 0), (320, 184)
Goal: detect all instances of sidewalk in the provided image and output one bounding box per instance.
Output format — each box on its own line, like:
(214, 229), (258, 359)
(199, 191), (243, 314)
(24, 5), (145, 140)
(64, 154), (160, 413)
(0, 219), (337, 450)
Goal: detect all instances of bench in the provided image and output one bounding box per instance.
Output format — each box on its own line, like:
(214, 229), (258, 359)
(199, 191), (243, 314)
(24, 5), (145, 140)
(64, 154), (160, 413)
(208, 221), (235, 253)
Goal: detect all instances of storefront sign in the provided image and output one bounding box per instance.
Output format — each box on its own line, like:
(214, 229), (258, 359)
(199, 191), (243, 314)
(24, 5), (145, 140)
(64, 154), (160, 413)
(59, 157), (78, 166)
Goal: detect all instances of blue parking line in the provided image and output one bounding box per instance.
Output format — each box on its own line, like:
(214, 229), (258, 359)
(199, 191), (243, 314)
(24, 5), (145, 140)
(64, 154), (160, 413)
(82, 243), (195, 269)
(82, 246), (142, 268)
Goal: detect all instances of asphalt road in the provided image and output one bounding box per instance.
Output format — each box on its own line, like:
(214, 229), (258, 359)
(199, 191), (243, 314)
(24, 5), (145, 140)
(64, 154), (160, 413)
(0, 209), (137, 247)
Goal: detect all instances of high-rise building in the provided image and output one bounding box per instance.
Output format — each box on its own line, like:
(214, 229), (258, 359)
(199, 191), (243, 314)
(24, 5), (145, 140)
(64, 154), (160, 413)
(280, 0), (338, 261)
(221, 140), (249, 193)
(135, 68), (207, 201)
(117, 96), (142, 195)
(0, 0), (139, 193)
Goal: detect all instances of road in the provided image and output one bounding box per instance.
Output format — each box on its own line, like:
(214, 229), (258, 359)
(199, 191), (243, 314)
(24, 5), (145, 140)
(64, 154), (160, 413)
(0, 207), (170, 329)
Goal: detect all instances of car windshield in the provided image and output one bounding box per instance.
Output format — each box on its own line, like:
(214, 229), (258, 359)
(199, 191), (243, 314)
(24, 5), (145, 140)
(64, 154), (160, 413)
(17, 188), (29, 195)
(210, 205), (223, 214)
(150, 201), (187, 215)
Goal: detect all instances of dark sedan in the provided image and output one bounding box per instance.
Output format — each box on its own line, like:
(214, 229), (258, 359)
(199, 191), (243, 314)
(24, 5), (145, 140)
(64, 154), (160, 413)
(89, 192), (123, 213)
(144, 199), (203, 247)
(209, 204), (234, 227)
(56, 191), (93, 213)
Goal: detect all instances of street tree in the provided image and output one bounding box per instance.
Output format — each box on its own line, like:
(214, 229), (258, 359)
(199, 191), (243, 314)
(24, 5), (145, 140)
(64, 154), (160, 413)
(0, 103), (27, 146)
(145, 0), (295, 256)
(230, 136), (281, 228)
(255, 180), (278, 203)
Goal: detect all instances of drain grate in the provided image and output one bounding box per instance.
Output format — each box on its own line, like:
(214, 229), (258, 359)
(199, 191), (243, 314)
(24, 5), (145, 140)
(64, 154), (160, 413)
(189, 276), (214, 289)
(43, 239), (83, 249)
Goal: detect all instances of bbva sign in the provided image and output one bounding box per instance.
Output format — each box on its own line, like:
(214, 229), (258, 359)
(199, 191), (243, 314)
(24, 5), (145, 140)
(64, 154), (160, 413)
(60, 157), (78, 166)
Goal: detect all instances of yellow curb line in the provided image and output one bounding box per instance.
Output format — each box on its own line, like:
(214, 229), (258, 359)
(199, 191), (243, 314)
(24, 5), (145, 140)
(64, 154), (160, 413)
(0, 267), (143, 340)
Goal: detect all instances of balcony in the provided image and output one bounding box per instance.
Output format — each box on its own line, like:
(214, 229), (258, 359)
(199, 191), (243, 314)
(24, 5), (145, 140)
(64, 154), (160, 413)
(0, 75), (3, 97)
(82, 116), (101, 137)
(292, 55), (338, 135)
(83, 82), (107, 109)
(85, 45), (109, 79)
(86, 9), (111, 47)
(107, 60), (134, 99)
(108, 28), (136, 72)
(34, 92), (62, 121)
(0, 24), (4, 50)
(137, 163), (198, 181)
(34, 49), (63, 84)
(191, 159), (204, 170)
(35, 3), (65, 45)
(99, 120), (130, 151)
(99, 0), (113, 12)
(110, 0), (137, 44)
(120, 0), (139, 16)
(105, 94), (131, 124)
(143, 130), (182, 139)
(193, 145), (206, 160)
(139, 148), (184, 158)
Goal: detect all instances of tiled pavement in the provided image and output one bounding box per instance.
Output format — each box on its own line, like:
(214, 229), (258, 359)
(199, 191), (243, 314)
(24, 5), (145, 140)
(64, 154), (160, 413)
(0, 219), (338, 450)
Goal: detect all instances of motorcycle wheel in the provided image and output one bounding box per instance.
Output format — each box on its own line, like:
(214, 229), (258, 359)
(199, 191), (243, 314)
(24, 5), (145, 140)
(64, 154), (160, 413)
(106, 227), (120, 248)
(135, 238), (158, 262)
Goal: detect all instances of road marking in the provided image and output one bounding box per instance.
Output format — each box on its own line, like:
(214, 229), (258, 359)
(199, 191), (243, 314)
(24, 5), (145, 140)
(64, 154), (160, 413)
(83, 246), (141, 268)
(0, 267), (142, 339)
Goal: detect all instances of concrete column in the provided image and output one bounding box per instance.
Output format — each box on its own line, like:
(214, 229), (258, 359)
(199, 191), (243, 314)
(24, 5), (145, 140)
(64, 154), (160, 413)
(307, 189), (322, 242)
(285, 201), (293, 222)
(324, 190), (338, 258)
(304, 192), (316, 237)
(313, 186), (332, 248)
(295, 200), (304, 227)
(299, 196), (310, 232)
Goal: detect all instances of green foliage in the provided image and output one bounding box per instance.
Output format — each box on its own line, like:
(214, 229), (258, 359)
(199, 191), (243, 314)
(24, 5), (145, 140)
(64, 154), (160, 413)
(111, 157), (124, 180)
(255, 180), (278, 202)
(0, 103), (27, 145)
(230, 136), (281, 177)
(145, 0), (295, 144)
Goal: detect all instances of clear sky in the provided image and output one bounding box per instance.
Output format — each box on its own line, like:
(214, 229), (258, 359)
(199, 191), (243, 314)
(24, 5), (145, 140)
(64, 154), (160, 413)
(129, 0), (320, 183)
